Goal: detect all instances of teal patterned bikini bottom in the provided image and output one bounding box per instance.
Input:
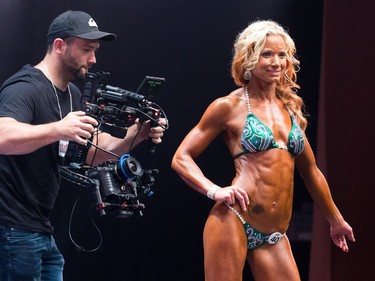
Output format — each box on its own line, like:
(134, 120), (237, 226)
(224, 202), (284, 250)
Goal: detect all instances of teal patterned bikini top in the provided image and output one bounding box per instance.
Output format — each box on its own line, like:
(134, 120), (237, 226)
(233, 88), (305, 159)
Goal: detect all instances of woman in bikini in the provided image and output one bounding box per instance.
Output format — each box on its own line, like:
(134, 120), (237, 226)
(171, 20), (355, 280)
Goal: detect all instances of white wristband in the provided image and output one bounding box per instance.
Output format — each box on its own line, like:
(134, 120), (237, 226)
(207, 184), (221, 200)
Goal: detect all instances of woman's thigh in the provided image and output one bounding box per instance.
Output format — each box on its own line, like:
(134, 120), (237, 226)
(247, 235), (300, 281)
(203, 205), (248, 281)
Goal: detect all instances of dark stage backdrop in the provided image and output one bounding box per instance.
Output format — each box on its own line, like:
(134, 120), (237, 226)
(1, 1), (369, 281)
(309, 1), (374, 281)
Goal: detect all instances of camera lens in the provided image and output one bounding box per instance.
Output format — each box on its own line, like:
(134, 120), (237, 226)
(117, 154), (143, 179)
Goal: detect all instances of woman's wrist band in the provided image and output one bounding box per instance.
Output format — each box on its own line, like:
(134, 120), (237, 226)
(207, 184), (221, 200)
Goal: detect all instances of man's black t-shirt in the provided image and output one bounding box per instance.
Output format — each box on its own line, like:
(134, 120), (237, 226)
(0, 64), (82, 234)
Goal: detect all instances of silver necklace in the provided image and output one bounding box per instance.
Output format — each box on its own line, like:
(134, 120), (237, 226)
(244, 86), (252, 113)
(40, 61), (72, 119)
(40, 61), (73, 157)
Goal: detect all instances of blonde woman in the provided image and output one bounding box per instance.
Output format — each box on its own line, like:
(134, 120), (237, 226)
(172, 20), (354, 280)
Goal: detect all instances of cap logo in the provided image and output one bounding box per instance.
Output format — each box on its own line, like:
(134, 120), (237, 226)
(88, 18), (98, 28)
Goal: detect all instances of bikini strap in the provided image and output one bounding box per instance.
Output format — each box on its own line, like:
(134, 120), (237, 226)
(244, 86), (252, 114)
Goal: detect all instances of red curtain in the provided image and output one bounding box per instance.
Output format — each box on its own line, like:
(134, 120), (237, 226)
(309, 0), (374, 280)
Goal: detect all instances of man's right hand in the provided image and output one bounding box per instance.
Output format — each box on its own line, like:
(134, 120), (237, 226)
(59, 111), (98, 145)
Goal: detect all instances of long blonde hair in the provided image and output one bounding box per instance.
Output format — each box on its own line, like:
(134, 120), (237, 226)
(231, 20), (307, 130)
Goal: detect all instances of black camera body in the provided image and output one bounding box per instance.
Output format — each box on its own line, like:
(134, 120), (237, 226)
(87, 155), (159, 218)
(82, 71), (163, 139)
(61, 72), (166, 218)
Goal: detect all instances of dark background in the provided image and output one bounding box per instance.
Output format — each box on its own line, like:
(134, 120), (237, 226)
(0, 1), (372, 281)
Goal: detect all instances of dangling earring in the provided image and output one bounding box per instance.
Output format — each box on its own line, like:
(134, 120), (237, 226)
(243, 69), (252, 81)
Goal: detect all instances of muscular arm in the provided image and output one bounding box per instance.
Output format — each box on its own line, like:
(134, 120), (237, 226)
(296, 139), (355, 251)
(0, 112), (97, 155)
(172, 99), (228, 192)
(171, 97), (249, 209)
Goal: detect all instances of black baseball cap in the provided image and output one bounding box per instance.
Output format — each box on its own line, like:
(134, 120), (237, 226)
(47, 10), (116, 44)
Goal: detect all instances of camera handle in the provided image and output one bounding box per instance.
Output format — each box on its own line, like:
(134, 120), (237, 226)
(146, 107), (161, 154)
(147, 120), (158, 154)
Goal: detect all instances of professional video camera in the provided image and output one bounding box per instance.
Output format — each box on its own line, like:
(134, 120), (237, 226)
(60, 71), (167, 219)
(82, 70), (165, 140)
(60, 154), (158, 219)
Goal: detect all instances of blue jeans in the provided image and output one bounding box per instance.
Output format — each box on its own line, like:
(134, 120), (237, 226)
(0, 225), (64, 281)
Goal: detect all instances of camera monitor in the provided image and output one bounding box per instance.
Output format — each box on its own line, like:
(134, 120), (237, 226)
(135, 76), (166, 100)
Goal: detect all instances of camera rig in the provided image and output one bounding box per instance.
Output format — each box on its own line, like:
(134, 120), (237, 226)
(60, 71), (167, 219)
(82, 71), (165, 139)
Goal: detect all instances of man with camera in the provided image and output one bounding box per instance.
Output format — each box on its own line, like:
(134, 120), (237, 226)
(0, 10), (166, 281)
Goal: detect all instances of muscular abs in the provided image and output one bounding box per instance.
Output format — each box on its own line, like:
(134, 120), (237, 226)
(233, 150), (295, 233)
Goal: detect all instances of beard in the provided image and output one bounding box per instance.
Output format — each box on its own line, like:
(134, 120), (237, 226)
(61, 48), (89, 81)
(72, 66), (87, 81)
(61, 61), (87, 81)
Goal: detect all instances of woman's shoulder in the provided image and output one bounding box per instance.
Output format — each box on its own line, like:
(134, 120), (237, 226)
(209, 88), (243, 113)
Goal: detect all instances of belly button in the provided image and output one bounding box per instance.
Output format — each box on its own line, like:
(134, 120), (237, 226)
(272, 201), (276, 208)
